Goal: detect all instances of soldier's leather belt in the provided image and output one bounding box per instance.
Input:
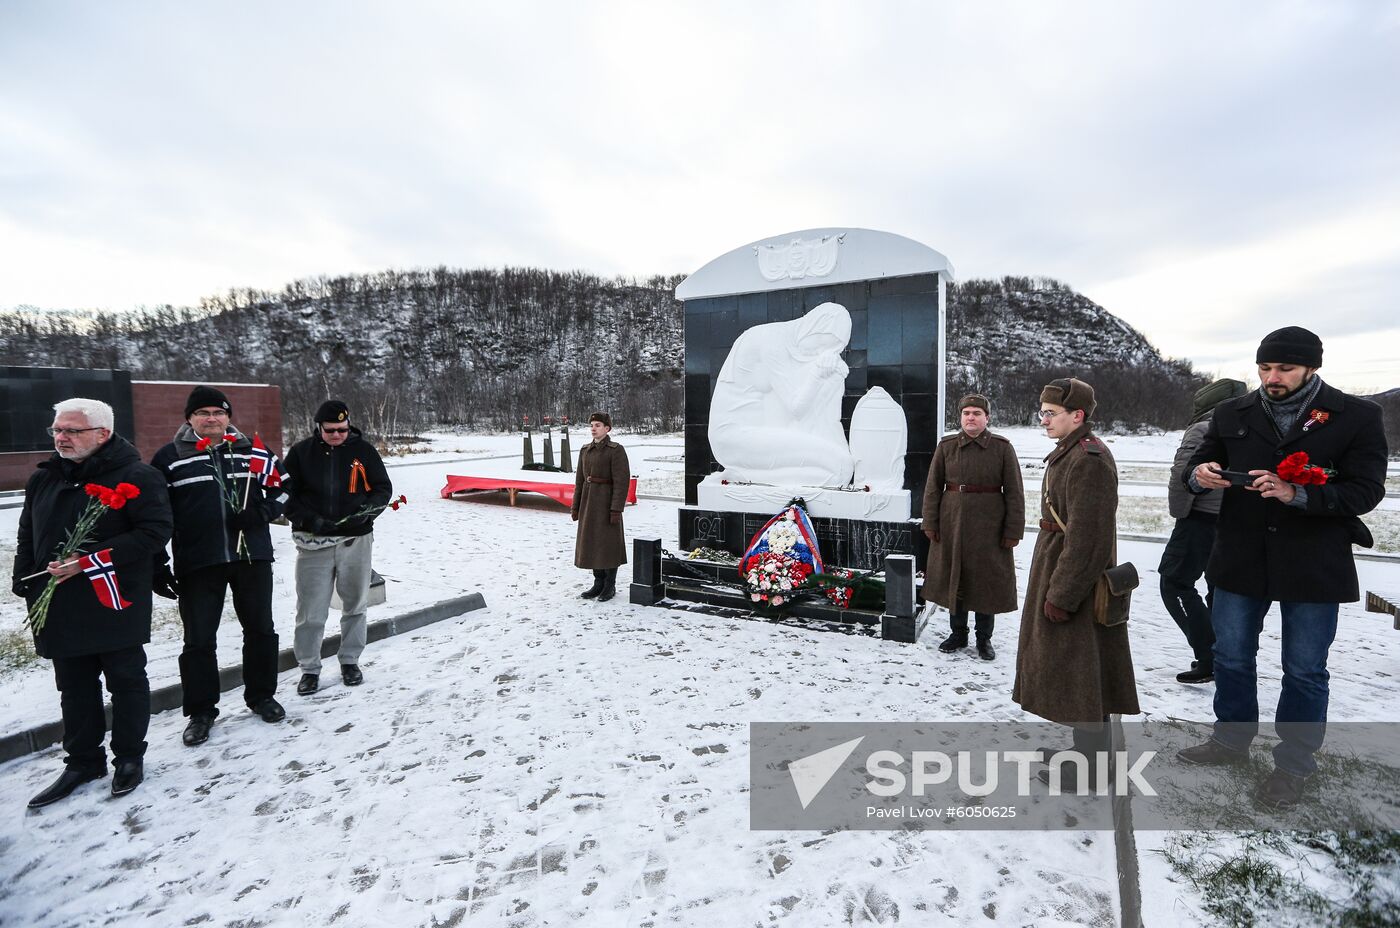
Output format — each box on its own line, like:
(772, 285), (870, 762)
(586, 476), (613, 484)
(1039, 518), (1063, 533)
(945, 483), (1002, 493)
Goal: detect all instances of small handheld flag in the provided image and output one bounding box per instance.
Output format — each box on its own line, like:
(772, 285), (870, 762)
(249, 434), (282, 488)
(78, 548), (132, 611)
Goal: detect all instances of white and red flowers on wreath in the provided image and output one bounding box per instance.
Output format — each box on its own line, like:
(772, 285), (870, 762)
(25, 481), (142, 633)
(820, 568), (860, 609)
(740, 505), (823, 607)
(743, 552), (811, 607)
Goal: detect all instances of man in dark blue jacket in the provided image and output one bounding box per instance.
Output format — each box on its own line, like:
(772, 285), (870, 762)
(1177, 327), (1387, 807)
(13, 398), (172, 807)
(151, 386), (289, 747)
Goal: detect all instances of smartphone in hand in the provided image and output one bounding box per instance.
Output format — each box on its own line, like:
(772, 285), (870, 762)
(1219, 469), (1256, 487)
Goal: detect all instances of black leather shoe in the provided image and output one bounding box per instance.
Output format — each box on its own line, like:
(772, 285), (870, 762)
(182, 714), (214, 747)
(341, 664), (363, 686)
(1176, 663), (1214, 684)
(111, 759), (144, 797)
(938, 631), (968, 653)
(251, 697), (285, 723)
(1177, 738), (1249, 766)
(975, 637), (996, 661)
(296, 673), (319, 696)
(580, 571), (605, 599)
(28, 766), (107, 809)
(1256, 768), (1308, 808)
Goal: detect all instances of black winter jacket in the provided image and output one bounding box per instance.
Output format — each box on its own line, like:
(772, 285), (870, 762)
(150, 424), (287, 577)
(1185, 381), (1387, 602)
(12, 436), (173, 659)
(282, 427), (392, 537)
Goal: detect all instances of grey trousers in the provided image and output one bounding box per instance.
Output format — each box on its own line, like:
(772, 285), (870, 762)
(293, 533), (373, 673)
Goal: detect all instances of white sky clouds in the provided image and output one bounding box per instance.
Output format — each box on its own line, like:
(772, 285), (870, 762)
(2, 0), (1397, 390)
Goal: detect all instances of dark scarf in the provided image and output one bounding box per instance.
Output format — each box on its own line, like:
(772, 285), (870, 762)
(1259, 375), (1323, 437)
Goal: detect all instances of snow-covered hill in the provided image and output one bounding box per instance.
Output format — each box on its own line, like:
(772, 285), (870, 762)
(1, 270), (1201, 434)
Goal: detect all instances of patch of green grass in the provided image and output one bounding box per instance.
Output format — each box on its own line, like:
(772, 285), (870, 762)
(0, 624), (40, 677)
(1163, 830), (1400, 928)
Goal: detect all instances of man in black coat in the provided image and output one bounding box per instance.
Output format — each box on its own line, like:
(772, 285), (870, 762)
(13, 398), (172, 807)
(282, 400), (391, 695)
(150, 386), (289, 747)
(1177, 327), (1388, 807)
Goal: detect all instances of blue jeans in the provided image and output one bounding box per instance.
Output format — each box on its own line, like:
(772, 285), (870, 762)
(1210, 588), (1338, 777)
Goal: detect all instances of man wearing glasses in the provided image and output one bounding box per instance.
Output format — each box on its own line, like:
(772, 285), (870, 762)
(282, 400), (392, 695)
(15, 399), (172, 806)
(1012, 378), (1139, 790)
(152, 386), (289, 747)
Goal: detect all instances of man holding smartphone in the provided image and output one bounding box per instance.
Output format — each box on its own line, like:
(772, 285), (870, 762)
(1177, 327), (1387, 807)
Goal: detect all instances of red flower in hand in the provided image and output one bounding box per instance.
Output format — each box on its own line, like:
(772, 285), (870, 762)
(196, 437), (213, 452)
(85, 483), (106, 498)
(1277, 452), (1310, 483)
(115, 482), (141, 500)
(223, 432), (237, 444)
(102, 489), (128, 509)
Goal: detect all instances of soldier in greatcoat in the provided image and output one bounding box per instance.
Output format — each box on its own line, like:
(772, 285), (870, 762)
(1011, 378), (1140, 789)
(921, 394), (1025, 660)
(572, 412), (631, 602)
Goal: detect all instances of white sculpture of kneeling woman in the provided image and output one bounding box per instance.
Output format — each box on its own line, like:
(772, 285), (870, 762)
(708, 302), (855, 487)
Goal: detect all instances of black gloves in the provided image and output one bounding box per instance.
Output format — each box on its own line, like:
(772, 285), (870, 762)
(302, 514), (335, 535)
(154, 564), (180, 600)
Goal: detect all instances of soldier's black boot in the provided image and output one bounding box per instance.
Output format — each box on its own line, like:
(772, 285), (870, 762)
(581, 571), (606, 599)
(938, 610), (970, 653)
(597, 568), (618, 602)
(974, 613), (995, 661)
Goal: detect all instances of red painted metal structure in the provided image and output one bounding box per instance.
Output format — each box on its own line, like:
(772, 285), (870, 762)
(440, 474), (638, 510)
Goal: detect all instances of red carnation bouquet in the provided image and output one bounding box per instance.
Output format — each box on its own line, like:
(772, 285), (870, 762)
(25, 481), (142, 633)
(1277, 452), (1331, 486)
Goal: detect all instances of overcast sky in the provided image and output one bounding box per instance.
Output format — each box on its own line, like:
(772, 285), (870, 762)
(2, 1), (1397, 391)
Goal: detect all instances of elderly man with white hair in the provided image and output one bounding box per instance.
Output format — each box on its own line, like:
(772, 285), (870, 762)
(12, 398), (172, 808)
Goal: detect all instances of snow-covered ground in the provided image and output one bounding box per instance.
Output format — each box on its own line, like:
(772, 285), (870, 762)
(1, 428), (1397, 927)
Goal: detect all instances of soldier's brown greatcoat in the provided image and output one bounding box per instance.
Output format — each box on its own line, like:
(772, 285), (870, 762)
(572, 436), (630, 569)
(1012, 423), (1140, 726)
(921, 430), (1025, 614)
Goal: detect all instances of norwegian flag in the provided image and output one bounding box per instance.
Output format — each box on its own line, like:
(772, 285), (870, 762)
(78, 548), (132, 611)
(248, 433), (282, 488)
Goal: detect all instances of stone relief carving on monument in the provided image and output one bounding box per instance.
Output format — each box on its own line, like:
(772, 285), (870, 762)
(702, 301), (911, 521)
(707, 302), (854, 487)
(754, 233), (844, 282)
